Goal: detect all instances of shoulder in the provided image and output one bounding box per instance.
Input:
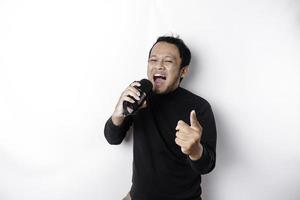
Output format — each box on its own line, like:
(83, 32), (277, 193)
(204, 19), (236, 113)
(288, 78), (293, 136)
(178, 87), (210, 107)
(178, 87), (213, 117)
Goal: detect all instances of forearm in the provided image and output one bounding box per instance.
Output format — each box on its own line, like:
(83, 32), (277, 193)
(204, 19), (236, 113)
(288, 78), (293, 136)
(104, 116), (132, 145)
(188, 103), (217, 174)
(111, 115), (125, 126)
(188, 144), (216, 174)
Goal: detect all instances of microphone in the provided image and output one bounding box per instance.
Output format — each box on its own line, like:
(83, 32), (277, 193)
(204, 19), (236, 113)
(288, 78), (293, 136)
(123, 79), (153, 116)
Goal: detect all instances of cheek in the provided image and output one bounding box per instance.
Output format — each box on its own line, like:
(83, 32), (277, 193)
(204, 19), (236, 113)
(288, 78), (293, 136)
(147, 65), (152, 78)
(168, 68), (181, 80)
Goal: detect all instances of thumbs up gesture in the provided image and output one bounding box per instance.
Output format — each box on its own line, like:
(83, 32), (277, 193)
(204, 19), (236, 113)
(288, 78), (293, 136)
(175, 110), (204, 160)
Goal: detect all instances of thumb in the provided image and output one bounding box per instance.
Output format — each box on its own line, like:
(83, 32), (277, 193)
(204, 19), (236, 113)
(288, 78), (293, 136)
(139, 100), (148, 109)
(190, 110), (201, 129)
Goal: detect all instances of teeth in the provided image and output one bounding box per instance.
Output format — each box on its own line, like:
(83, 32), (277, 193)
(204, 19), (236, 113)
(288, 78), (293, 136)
(154, 73), (166, 80)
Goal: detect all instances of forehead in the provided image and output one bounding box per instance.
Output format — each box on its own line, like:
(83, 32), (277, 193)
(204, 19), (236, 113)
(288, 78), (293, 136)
(150, 42), (180, 58)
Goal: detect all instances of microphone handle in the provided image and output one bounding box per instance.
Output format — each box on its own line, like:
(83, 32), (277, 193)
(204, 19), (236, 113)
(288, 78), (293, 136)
(123, 90), (147, 116)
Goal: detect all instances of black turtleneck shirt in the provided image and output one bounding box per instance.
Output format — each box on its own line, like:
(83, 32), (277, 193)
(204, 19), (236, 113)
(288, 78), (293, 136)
(104, 87), (217, 200)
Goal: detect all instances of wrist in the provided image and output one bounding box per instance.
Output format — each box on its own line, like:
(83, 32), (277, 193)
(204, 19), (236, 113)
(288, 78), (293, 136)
(189, 144), (203, 161)
(111, 114), (125, 126)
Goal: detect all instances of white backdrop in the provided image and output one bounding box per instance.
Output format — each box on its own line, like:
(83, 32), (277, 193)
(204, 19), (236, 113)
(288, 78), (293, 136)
(0, 0), (300, 199)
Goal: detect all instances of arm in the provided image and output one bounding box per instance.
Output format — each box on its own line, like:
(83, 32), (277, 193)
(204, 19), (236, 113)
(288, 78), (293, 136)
(188, 104), (217, 174)
(104, 116), (133, 145)
(103, 81), (142, 145)
(175, 103), (217, 174)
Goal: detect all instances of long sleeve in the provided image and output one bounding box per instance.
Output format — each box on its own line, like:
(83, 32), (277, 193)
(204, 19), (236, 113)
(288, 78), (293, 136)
(188, 103), (217, 174)
(104, 116), (133, 145)
(126, 87), (217, 199)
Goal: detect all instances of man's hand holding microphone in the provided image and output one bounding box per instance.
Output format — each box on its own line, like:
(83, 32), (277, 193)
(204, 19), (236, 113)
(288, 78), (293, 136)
(111, 79), (204, 161)
(111, 79), (153, 126)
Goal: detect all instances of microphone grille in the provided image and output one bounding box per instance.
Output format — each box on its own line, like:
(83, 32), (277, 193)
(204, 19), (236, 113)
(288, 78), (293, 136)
(139, 79), (153, 93)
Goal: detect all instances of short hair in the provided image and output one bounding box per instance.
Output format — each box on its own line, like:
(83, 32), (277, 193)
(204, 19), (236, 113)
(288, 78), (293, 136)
(148, 35), (191, 69)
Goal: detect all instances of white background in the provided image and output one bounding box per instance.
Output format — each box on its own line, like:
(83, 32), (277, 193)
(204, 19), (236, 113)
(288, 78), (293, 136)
(0, 0), (300, 199)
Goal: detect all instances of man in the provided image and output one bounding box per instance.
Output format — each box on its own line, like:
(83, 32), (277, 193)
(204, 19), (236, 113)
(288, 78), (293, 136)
(104, 36), (217, 200)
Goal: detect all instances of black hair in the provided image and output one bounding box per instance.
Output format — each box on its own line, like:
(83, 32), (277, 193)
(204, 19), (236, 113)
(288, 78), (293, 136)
(148, 35), (191, 69)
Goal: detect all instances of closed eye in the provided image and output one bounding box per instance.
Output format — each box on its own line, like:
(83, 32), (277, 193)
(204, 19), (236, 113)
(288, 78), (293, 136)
(148, 59), (157, 62)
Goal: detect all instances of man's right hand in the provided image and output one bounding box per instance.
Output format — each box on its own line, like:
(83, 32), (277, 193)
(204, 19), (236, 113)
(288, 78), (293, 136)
(111, 81), (142, 126)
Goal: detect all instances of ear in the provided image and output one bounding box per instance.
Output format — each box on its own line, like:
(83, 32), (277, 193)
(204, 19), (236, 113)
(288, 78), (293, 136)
(180, 66), (189, 78)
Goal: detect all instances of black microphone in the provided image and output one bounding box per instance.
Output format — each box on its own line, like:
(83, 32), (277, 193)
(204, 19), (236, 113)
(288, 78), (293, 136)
(123, 79), (153, 116)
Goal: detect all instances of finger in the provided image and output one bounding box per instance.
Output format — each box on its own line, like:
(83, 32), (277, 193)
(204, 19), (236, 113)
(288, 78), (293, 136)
(175, 120), (190, 131)
(122, 96), (135, 104)
(175, 138), (190, 154)
(175, 137), (188, 147)
(190, 110), (201, 129)
(123, 89), (140, 101)
(127, 85), (141, 95)
(125, 106), (134, 114)
(181, 147), (189, 155)
(176, 130), (200, 146)
(130, 81), (141, 87)
(139, 100), (147, 109)
(176, 130), (191, 141)
(127, 85), (141, 96)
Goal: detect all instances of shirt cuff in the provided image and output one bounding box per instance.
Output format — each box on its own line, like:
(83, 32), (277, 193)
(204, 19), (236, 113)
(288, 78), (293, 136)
(188, 145), (210, 173)
(107, 117), (124, 130)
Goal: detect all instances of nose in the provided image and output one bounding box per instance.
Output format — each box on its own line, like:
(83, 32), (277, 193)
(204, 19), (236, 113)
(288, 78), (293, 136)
(156, 60), (165, 70)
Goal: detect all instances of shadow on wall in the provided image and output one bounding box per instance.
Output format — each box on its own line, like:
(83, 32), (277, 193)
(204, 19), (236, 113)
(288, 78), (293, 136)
(182, 45), (203, 88)
(290, 0), (300, 29)
(185, 47), (240, 199)
(201, 108), (240, 200)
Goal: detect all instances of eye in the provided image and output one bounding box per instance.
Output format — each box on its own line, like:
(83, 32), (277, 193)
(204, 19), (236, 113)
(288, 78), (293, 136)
(148, 58), (157, 62)
(164, 60), (173, 63)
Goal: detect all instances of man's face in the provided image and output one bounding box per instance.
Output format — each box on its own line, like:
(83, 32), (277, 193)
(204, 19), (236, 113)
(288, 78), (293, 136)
(147, 42), (185, 94)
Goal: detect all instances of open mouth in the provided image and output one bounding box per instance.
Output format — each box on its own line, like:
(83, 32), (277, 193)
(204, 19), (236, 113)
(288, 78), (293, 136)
(153, 73), (166, 82)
